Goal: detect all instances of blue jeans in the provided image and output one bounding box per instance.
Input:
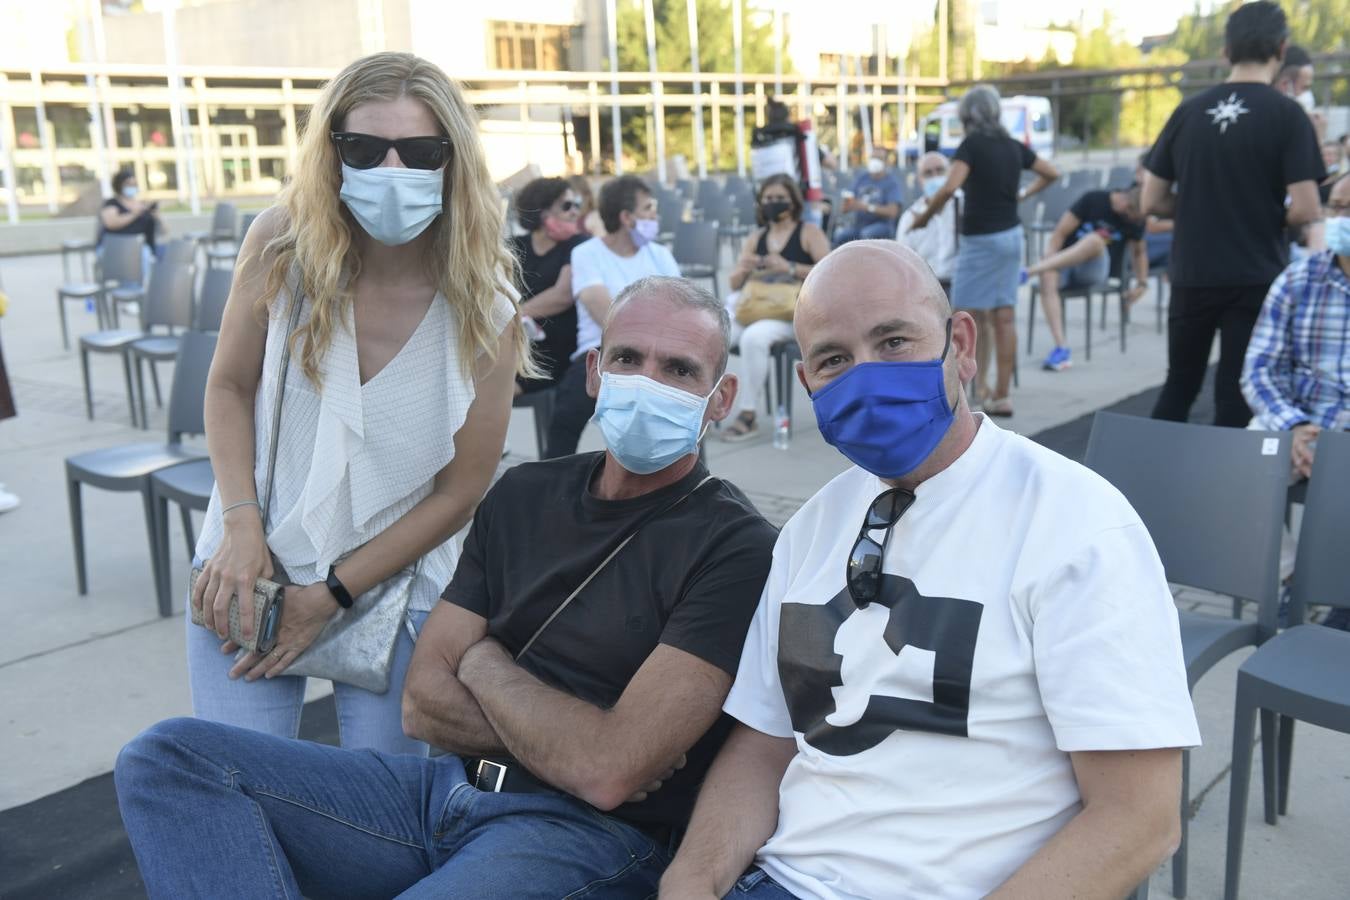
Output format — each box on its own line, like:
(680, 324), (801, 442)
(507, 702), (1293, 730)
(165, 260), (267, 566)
(724, 867), (799, 898)
(115, 717), (671, 899)
(832, 219), (896, 246)
(186, 582), (429, 756)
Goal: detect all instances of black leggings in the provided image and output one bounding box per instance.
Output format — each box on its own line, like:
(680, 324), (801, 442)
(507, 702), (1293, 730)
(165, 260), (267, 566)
(544, 355), (596, 459)
(1151, 285), (1267, 428)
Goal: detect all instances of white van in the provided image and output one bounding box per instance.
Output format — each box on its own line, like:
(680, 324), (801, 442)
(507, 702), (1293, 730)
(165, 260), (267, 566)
(916, 95), (1055, 161)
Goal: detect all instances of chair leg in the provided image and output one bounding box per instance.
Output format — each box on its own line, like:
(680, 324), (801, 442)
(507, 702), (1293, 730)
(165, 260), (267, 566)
(142, 485), (170, 618)
(58, 294), (70, 350)
(121, 350), (140, 428)
(1260, 708), (1278, 826)
(1084, 293), (1093, 361)
(149, 359), (163, 407)
(1173, 748), (1190, 898)
(1224, 683), (1259, 900)
(1277, 714), (1294, 816)
(180, 502), (197, 559)
(153, 490), (174, 618)
(81, 347), (94, 420)
(1120, 297), (1128, 353)
(1026, 290), (1038, 356)
(67, 473), (87, 595)
(135, 354), (149, 433)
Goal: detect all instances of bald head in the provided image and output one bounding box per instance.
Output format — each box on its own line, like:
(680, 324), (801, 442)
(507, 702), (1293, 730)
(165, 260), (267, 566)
(918, 152), (949, 178)
(797, 240), (949, 332)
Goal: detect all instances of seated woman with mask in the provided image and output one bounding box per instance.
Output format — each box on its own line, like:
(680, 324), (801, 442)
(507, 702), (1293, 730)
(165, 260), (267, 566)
(723, 174), (830, 441)
(510, 177), (590, 394)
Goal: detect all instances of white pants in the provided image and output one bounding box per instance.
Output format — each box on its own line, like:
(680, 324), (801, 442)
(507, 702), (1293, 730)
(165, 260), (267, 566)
(731, 319), (796, 415)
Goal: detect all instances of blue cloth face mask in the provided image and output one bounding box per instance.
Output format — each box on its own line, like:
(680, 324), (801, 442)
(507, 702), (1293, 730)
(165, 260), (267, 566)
(810, 318), (955, 480)
(339, 163), (444, 246)
(592, 372), (721, 474)
(922, 176), (946, 198)
(1326, 217), (1350, 257)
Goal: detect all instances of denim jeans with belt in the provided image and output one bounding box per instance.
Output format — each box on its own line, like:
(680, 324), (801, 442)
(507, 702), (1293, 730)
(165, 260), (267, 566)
(115, 716), (671, 899)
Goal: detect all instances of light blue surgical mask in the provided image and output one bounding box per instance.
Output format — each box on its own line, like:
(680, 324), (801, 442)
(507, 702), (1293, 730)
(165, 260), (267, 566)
(922, 176), (946, 198)
(592, 372), (722, 474)
(630, 218), (660, 248)
(121, 186), (139, 199)
(1327, 217), (1350, 257)
(339, 162), (444, 246)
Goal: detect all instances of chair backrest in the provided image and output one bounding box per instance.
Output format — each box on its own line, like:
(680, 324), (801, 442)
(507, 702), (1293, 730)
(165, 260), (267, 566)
(142, 250), (196, 331)
(1084, 413), (1290, 632)
(701, 191), (733, 228)
(239, 212), (258, 243)
(1108, 165), (1134, 188)
(195, 267), (233, 332)
(158, 237), (196, 270)
(100, 234), (144, 285)
(1039, 183), (1072, 225)
(673, 221), (719, 268)
(166, 330), (218, 442)
(658, 193), (686, 235)
(211, 202), (238, 237)
(1291, 430), (1350, 618)
(696, 178), (723, 209)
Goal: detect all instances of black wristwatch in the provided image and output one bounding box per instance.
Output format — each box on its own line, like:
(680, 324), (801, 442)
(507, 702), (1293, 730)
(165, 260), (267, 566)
(325, 565), (355, 609)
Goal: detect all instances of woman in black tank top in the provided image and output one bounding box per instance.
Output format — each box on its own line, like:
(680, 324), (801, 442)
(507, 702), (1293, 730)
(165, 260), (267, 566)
(724, 174), (831, 441)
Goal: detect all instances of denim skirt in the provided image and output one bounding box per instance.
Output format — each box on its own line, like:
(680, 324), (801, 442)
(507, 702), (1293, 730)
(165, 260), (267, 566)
(950, 224), (1024, 310)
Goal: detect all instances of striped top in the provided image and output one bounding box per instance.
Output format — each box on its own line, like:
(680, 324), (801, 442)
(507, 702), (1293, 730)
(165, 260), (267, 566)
(1241, 251), (1350, 431)
(195, 284), (515, 612)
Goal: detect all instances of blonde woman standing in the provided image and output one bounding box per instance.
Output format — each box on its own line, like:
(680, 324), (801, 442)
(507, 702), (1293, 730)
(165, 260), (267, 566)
(188, 52), (526, 755)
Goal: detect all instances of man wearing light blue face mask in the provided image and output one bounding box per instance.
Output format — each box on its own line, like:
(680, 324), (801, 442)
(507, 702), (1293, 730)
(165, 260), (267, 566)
(660, 241), (1200, 900)
(897, 152), (962, 295)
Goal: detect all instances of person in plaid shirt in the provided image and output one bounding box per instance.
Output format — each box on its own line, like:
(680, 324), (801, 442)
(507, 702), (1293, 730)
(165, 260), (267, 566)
(1241, 173), (1350, 478)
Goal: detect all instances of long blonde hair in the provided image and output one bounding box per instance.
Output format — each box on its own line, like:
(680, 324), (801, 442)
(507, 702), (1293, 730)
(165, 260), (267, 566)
(260, 52), (529, 385)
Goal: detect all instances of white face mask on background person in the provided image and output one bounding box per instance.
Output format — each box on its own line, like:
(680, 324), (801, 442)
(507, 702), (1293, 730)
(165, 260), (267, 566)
(867, 158), (885, 175)
(922, 176), (946, 198)
(339, 163), (444, 246)
(629, 218), (661, 247)
(122, 186), (139, 199)
(1296, 90), (1316, 113)
(1325, 217), (1350, 257)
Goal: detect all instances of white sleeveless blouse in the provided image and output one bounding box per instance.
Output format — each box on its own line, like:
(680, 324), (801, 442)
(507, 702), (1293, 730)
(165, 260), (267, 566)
(195, 286), (515, 613)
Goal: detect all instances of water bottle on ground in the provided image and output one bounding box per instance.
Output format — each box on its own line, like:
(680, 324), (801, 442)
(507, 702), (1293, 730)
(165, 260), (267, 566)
(773, 405), (791, 450)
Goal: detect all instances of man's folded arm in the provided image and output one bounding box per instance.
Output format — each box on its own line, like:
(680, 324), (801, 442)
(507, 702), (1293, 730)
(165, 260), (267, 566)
(401, 602), (508, 756)
(458, 639), (730, 811)
(658, 722), (797, 898)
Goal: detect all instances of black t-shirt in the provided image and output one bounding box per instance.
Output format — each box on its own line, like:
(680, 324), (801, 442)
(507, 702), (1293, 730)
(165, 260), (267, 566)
(1066, 190), (1144, 277)
(511, 233), (588, 388)
(1146, 82), (1324, 289)
(953, 132), (1037, 235)
(98, 198), (157, 249)
(442, 452), (778, 832)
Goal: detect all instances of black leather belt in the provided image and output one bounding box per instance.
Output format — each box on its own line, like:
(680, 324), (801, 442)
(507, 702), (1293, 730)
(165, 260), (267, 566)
(462, 757), (556, 795)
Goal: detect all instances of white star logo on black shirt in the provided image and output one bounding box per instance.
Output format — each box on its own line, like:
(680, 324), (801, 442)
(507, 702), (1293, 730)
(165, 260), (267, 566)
(1206, 92), (1250, 134)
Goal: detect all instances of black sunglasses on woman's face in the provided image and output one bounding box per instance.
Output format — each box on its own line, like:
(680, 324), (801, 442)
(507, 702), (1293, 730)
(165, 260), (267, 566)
(331, 132), (452, 171)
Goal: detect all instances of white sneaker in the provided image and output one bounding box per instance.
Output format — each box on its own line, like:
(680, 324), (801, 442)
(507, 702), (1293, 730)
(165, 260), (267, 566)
(0, 488), (19, 513)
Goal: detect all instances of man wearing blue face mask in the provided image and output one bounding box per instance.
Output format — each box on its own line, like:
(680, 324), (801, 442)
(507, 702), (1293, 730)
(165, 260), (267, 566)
(659, 241), (1200, 900)
(546, 175), (682, 458)
(897, 152), (962, 296)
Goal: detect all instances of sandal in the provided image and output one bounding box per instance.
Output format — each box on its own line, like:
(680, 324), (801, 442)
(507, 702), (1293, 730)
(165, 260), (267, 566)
(721, 412), (760, 442)
(982, 397), (1014, 418)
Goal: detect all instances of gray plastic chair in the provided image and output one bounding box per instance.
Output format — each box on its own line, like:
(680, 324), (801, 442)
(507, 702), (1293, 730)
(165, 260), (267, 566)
(512, 387), (556, 459)
(65, 330), (215, 616)
(674, 221), (720, 298)
(193, 267), (234, 333)
(187, 201), (238, 249)
(80, 245), (193, 427)
(129, 242), (198, 428)
(1085, 413), (1289, 899)
(657, 192), (687, 244)
(205, 210), (258, 268)
(99, 234), (148, 330)
(76, 236), (155, 425)
(149, 457), (215, 617)
(1108, 164), (1135, 188)
(1224, 430), (1350, 900)
(56, 233), (140, 350)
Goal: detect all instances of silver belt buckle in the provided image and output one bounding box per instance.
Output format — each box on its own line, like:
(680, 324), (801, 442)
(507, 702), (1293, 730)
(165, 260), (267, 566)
(475, 759), (508, 792)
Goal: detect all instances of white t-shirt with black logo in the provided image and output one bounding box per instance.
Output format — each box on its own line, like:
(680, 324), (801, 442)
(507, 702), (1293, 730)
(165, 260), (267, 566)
(569, 237), (681, 360)
(724, 417), (1200, 900)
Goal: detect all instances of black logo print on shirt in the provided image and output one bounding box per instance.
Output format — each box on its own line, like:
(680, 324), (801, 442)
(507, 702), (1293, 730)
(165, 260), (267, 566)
(777, 574), (983, 756)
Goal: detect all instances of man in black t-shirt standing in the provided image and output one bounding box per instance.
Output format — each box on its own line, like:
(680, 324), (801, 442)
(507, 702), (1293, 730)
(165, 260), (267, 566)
(1143, 0), (1324, 427)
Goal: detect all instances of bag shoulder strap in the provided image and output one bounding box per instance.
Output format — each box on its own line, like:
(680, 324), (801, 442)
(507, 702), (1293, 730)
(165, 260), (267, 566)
(260, 269), (306, 529)
(514, 473), (716, 661)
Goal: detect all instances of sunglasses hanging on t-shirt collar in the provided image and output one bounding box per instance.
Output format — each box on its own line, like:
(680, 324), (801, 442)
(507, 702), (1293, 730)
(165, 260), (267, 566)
(847, 488), (917, 609)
